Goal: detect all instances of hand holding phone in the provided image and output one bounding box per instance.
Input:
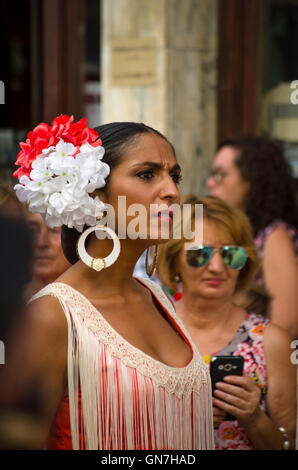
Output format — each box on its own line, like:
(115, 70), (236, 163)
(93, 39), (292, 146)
(210, 355), (244, 421)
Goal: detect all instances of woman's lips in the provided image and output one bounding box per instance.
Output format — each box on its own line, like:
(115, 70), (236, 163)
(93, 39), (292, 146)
(34, 256), (52, 263)
(203, 278), (225, 287)
(155, 210), (173, 223)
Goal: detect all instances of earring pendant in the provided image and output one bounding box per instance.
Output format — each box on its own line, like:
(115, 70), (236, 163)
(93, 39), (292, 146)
(145, 245), (158, 277)
(77, 224), (120, 271)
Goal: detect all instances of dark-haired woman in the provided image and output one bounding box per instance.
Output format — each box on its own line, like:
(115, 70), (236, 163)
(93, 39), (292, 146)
(1, 116), (213, 450)
(207, 136), (298, 339)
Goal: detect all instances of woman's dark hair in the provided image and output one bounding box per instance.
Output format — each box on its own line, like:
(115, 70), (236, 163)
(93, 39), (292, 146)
(217, 135), (298, 236)
(61, 122), (175, 264)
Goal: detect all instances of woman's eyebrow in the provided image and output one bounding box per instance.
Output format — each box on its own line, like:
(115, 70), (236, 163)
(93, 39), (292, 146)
(131, 161), (181, 172)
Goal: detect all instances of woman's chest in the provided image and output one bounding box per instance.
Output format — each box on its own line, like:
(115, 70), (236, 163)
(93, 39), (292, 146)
(86, 298), (193, 369)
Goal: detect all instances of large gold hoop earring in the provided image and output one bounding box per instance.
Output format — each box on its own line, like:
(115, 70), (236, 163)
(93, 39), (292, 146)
(145, 245), (158, 277)
(77, 224), (120, 271)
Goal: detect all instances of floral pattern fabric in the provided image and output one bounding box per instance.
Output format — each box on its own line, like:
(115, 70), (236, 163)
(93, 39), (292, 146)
(203, 312), (269, 450)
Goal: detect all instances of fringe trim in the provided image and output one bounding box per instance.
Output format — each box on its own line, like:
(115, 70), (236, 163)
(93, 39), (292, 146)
(63, 305), (214, 450)
(30, 284), (214, 450)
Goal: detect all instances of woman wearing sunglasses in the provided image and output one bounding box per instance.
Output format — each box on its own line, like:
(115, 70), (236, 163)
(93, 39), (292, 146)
(158, 195), (296, 450)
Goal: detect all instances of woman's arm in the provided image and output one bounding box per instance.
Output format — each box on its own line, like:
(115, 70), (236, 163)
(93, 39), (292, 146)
(213, 322), (297, 449)
(262, 226), (298, 339)
(261, 323), (297, 447)
(0, 296), (68, 449)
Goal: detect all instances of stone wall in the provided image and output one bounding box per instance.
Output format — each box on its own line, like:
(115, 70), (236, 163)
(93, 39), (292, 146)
(101, 0), (218, 195)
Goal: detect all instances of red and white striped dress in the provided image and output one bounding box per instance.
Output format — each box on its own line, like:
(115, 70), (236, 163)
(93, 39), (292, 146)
(30, 278), (214, 450)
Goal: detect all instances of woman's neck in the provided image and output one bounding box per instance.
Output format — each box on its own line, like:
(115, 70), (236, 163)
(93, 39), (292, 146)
(175, 289), (246, 357)
(176, 288), (241, 333)
(60, 236), (150, 298)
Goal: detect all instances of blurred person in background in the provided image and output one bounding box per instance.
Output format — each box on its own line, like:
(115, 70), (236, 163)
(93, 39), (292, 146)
(0, 213), (32, 345)
(0, 213), (48, 449)
(0, 184), (70, 298)
(207, 136), (298, 339)
(24, 212), (71, 300)
(0, 191), (69, 447)
(158, 195), (296, 450)
(0, 183), (25, 219)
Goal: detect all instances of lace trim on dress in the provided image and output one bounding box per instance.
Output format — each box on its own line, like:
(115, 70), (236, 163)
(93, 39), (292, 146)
(29, 278), (214, 450)
(30, 278), (208, 398)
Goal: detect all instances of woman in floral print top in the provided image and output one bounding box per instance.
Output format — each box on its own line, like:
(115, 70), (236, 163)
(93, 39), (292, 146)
(203, 312), (269, 449)
(158, 196), (297, 450)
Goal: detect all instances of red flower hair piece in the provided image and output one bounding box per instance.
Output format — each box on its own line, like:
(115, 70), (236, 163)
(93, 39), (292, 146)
(14, 114), (100, 180)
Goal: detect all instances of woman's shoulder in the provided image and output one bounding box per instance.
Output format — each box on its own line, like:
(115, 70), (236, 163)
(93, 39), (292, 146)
(266, 220), (297, 239)
(22, 286), (69, 361)
(262, 322), (294, 367)
(262, 223), (298, 264)
(29, 281), (88, 310)
(263, 321), (293, 345)
(29, 282), (67, 302)
(27, 282), (74, 333)
(256, 220), (298, 250)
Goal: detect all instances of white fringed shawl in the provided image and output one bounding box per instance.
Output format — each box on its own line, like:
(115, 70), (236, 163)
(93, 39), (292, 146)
(30, 278), (214, 450)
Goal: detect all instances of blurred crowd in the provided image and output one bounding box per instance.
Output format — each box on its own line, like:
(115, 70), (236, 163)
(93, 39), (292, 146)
(0, 134), (297, 450)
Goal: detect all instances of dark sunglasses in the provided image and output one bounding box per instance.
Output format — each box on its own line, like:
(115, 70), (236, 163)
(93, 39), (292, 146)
(186, 245), (247, 270)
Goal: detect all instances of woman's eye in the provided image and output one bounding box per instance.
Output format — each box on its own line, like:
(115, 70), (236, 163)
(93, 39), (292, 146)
(137, 170), (154, 180)
(171, 173), (182, 184)
(136, 170), (182, 184)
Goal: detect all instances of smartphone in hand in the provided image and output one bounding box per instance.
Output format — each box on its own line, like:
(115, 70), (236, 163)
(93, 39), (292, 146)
(210, 355), (244, 421)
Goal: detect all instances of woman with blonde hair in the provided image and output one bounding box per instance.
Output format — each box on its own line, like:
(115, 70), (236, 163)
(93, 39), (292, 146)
(158, 195), (296, 450)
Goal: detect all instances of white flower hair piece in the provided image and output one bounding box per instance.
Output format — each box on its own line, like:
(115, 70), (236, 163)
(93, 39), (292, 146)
(14, 139), (110, 232)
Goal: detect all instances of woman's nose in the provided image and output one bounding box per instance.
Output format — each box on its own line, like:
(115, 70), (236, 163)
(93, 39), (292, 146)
(160, 174), (180, 202)
(207, 175), (215, 189)
(207, 251), (225, 272)
(36, 227), (51, 247)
